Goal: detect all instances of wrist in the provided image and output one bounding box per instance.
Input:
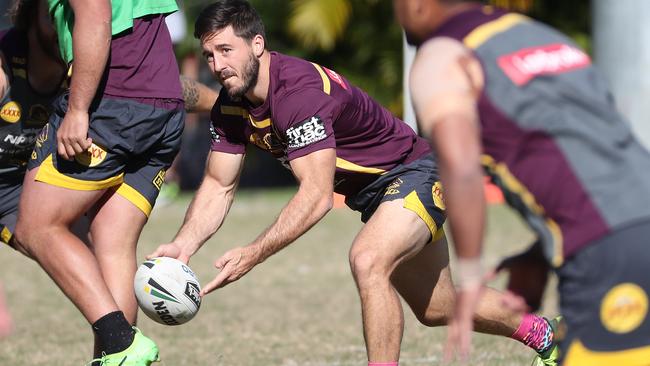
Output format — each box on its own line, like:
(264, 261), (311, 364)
(456, 256), (484, 290)
(66, 104), (89, 116)
(247, 243), (267, 263)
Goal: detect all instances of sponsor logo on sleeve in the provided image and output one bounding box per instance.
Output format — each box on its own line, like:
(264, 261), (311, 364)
(0, 101), (21, 123)
(497, 43), (591, 86)
(286, 116), (327, 149)
(323, 67), (348, 90)
(209, 124), (221, 143)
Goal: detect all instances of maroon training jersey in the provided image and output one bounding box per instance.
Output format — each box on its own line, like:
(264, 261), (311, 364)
(103, 14), (182, 100)
(210, 52), (431, 197)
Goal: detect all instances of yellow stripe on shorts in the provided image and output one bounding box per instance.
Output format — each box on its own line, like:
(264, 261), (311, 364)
(116, 183), (153, 217)
(1, 227), (12, 245)
(403, 190), (444, 241)
(35, 154), (124, 191)
(564, 340), (650, 366)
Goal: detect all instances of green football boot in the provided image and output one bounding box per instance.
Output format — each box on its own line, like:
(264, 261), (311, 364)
(88, 327), (160, 366)
(531, 316), (563, 366)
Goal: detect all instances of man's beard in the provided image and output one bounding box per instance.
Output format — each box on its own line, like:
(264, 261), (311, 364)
(225, 52), (260, 100)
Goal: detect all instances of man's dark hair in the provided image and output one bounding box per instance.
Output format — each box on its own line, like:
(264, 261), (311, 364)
(194, 0), (266, 42)
(8, 0), (37, 31)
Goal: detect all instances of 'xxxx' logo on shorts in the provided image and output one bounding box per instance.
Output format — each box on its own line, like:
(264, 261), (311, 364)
(74, 143), (107, 167)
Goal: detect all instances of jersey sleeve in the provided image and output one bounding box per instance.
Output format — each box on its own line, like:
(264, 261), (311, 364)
(272, 88), (338, 161)
(209, 99), (247, 155)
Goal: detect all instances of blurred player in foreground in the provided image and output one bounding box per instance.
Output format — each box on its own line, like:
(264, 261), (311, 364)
(0, 0), (217, 351)
(11, 0), (185, 364)
(150, 1), (559, 364)
(0, 0), (68, 339)
(394, 0), (650, 365)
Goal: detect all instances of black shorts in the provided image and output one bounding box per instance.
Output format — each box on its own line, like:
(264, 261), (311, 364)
(28, 92), (184, 216)
(0, 180), (21, 244)
(345, 154), (445, 241)
(558, 220), (650, 365)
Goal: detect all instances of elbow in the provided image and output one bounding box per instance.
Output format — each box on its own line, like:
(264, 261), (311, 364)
(316, 194), (334, 217)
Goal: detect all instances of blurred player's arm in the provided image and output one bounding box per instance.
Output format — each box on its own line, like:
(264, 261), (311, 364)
(0, 51), (8, 98)
(57, 0), (111, 159)
(148, 150), (244, 263)
(201, 148), (335, 294)
(180, 75), (219, 113)
(410, 37), (485, 360)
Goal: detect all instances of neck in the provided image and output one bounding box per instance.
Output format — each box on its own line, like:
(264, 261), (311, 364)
(244, 50), (270, 106)
(26, 28), (65, 94)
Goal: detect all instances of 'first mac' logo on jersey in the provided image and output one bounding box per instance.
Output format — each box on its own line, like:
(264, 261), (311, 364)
(286, 116), (327, 149)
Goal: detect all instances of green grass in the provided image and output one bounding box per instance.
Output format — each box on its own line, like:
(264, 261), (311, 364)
(0, 188), (557, 365)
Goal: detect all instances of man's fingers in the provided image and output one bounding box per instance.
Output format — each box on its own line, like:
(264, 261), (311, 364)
(146, 248), (165, 260)
(57, 141), (69, 160)
(71, 140), (87, 155)
(200, 265), (231, 296)
(215, 254), (231, 270)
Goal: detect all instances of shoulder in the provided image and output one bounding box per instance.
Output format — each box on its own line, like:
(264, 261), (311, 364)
(272, 52), (332, 94)
(410, 37), (483, 101)
(411, 37), (473, 81)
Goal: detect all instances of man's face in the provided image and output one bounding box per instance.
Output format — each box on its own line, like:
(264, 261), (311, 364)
(393, 0), (433, 46)
(201, 25), (260, 100)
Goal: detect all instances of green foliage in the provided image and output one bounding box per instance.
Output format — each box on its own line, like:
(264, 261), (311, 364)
(288, 0), (351, 51)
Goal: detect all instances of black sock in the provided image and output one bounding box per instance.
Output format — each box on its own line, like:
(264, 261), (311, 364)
(91, 311), (135, 355)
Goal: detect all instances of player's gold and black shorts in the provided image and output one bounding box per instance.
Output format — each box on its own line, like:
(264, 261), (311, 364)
(346, 154), (446, 241)
(29, 92), (184, 217)
(558, 219), (650, 366)
(0, 180), (21, 244)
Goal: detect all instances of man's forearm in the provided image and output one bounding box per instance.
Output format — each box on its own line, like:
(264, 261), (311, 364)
(250, 186), (332, 261)
(180, 75), (219, 113)
(443, 167), (485, 260)
(173, 178), (236, 255)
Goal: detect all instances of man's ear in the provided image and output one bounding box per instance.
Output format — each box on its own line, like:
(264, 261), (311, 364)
(251, 34), (265, 57)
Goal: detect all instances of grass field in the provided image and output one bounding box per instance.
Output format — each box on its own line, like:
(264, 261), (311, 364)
(0, 188), (558, 365)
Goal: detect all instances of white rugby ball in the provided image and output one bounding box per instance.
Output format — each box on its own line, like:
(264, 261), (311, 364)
(134, 257), (201, 325)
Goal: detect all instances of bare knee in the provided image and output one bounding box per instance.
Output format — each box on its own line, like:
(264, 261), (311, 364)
(349, 249), (391, 288)
(14, 220), (57, 257)
(414, 305), (449, 327)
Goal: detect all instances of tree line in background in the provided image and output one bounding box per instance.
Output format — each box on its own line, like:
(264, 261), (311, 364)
(178, 0), (590, 117)
(0, 0), (591, 117)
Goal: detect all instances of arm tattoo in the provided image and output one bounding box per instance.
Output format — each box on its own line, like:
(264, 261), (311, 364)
(181, 75), (200, 112)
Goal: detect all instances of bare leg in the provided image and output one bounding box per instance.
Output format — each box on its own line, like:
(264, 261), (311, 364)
(13, 168), (119, 323)
(350, 199), (527, 362)
(349, 200), (431, 362)
(88, 190), (147, 357)
(391, 236), (523, 336)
